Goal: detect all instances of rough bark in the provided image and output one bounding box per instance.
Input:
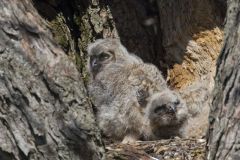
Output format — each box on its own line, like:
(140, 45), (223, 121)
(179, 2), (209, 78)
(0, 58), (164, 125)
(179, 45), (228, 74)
(207, 0), (240, 159)
(0, 0), (229, 159)
(0, 0), (104, 160)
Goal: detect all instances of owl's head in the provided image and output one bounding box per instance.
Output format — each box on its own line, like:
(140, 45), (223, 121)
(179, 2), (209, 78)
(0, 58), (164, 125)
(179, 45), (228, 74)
(87, 39), (126, 77)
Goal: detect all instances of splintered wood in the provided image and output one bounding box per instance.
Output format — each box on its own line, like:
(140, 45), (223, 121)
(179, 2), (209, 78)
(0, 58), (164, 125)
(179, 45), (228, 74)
(106, 138), (206, 160)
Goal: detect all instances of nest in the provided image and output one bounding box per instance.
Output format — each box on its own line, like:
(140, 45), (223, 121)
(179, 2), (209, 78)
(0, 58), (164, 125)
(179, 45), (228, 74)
(106, 138), (206, 160)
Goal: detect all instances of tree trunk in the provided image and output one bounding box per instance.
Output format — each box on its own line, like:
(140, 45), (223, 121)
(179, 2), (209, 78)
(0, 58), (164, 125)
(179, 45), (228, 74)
(0, 0), (231, 159)
(207, 0), (240, 159)
(0, 0), (104, 160)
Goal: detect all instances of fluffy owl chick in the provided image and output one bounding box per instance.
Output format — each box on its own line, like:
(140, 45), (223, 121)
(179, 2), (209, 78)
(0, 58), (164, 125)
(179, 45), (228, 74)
(87, 38), (188, 143)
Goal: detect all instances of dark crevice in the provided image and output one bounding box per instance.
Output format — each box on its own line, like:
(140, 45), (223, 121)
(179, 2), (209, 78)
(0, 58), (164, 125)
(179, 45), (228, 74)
(20, 23), (41, 38)
(3, 76), (29, 110)
(1, 118), (28, 160)
(212, 0), (227, 25)
(2, 28), (19, 41)
(41, 74), (60, 101)
(18, 147), (29, 160)
(222, 123), (237, 159)
(30, 92), (41, 103)
(232, 82), (240, 105)
(216, 41), (227, 76)
(12, 86), (30, 107)
(59, 128), (96, 160)
(33, 0), (83, 56)
(32, 0), (60, 21)
(224, 70), (238, 105)
(212, 129), (224, 160)
(40, 72), (69, 116)
(0, 149), (16, 160)
(68, 99), (78, 107)
(33, 134), (47, 146)
(34, 0), (91, 81)
(59, 1), (81, 53)
(222, 67), (234, 91)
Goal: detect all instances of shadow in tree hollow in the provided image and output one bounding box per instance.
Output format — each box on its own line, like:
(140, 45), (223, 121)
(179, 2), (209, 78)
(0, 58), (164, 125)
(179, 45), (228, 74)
(106, 0), (226, 77)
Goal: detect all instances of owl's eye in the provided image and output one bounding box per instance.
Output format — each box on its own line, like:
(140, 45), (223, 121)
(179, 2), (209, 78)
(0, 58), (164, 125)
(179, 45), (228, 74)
(99, 52), (111, 61)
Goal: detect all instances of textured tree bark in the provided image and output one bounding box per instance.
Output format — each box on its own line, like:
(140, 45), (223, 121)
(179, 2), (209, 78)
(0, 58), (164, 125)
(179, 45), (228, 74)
(0, 0), (104, 160)
(0, 0), (229, 159)
(207, 0), (240, 159)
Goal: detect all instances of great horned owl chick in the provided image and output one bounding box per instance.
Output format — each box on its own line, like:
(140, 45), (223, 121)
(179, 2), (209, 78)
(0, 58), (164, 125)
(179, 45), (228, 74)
(87, 38), (188, 143)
